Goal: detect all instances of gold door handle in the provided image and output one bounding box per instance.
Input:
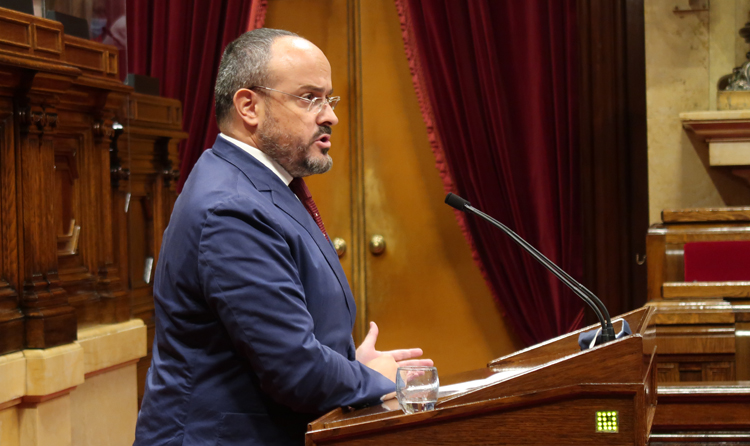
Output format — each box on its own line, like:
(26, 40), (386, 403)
(369, 234), (386, 255)
(332, 237), (347, 258)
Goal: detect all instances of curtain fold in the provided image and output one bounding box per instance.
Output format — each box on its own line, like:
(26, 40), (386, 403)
(396, 0), (584, 345)
(126, 0), (268, 191)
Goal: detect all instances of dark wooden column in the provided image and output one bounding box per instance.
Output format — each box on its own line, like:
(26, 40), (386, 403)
(16, 68), (79, 348)
(88, 89), (131, 325)
(0, 88), (24, 354)
(94, 109), (130, 324)
(125, 92), (186, 407)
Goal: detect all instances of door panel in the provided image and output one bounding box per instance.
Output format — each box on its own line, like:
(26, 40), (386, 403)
(265, 0), (522, 375)
(265, 0), (356, 285)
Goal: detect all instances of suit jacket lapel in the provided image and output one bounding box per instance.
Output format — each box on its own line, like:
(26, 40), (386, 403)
(269, 189), (355, 323)
(210, 137), (356, 324)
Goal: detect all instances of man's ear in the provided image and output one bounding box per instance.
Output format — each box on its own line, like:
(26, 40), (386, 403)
(233, 88), (261, 127)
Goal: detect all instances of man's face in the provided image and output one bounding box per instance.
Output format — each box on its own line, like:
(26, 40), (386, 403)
(256, 37), (339, 177)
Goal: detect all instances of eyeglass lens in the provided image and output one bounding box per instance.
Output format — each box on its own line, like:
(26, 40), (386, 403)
(309, 97), (339, 113)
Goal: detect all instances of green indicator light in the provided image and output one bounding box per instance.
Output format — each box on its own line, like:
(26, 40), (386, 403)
(595, 410), (619, 433)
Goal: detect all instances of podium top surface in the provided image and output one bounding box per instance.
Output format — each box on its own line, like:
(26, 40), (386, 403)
(308, 306), (657, 440)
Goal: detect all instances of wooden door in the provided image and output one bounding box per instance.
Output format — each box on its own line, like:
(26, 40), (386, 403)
(265, 0), (521, 375)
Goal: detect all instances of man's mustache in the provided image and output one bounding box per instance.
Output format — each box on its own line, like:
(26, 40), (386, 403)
(309, 126), (332, 146)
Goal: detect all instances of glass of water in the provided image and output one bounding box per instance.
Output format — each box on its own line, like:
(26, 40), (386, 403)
(396, 366), (439, 414)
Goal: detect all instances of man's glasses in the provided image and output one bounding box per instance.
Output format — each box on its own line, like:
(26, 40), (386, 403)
(251, 86), (340, 114)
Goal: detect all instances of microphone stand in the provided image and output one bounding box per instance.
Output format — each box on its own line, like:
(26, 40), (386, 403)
(445, 193), (616, 344)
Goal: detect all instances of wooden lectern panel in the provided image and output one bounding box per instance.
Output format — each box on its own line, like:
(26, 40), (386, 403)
(307, 307), (657, 445)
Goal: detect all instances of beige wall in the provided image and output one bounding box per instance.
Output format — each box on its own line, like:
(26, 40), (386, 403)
(0, 320), (145, 446)
(646, 0), (750, 224)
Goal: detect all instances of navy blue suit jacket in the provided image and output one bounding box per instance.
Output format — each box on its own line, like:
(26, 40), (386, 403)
(133, 136), (394, 445)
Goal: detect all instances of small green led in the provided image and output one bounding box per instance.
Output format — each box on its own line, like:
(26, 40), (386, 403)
(596, 411), (619, 433)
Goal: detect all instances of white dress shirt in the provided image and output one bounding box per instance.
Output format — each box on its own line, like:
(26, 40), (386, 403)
(219, 133), (293, 186)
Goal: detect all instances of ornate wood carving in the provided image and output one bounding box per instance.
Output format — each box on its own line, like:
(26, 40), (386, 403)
(0, 98), (24, 354)
(0, 6), (185, 356)
(124, 92), (186, 406)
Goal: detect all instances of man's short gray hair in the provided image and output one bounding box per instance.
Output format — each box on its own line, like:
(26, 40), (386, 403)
(214, 28), (299, 127)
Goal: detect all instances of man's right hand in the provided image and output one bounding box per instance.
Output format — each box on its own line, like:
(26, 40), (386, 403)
(356, 321), (434, 371)
(364, 354), (400, 383)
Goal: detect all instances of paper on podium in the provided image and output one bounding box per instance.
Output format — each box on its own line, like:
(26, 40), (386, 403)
(438, 369), (521, 399)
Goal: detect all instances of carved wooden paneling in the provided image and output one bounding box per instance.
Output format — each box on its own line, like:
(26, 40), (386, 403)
(0, 7), (184, 358)
(657, 362), (679, 382)
(646, 300), (750, 384)
(654, 358), (736, 383)
(122, 93), (185, 406)
(653, 382), (750, 435)
(0, 98), (23, 355)
(17, 97), (78, 348)
(646, 208), (750, 384)
(52, 81), (130, 328)
(0, 9), (64, 60)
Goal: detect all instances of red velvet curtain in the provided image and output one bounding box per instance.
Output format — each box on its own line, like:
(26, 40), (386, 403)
(126, 0), (268, 191)
(396, 0), (584, 345)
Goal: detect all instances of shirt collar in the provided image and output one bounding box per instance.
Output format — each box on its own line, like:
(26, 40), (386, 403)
(219, 133), (293, 186)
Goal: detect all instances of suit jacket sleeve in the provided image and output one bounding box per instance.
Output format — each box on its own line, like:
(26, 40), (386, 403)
(197, 196), (394, 413)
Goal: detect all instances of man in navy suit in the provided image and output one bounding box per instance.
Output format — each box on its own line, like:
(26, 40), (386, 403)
(133, 28), (431, 445)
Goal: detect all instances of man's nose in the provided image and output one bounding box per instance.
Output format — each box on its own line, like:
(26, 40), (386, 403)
(317, 102), (339, 127)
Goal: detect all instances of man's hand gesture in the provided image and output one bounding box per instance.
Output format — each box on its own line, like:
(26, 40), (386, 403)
(357, 321), (433, 382)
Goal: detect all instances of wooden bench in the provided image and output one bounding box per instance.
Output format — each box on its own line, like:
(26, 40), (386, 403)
(646, 207), (750, 383)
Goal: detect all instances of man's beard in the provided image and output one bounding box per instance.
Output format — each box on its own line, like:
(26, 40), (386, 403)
(258, 108), (333, 178)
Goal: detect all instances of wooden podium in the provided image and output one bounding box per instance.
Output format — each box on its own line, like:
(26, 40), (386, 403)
(306, 307), (657, 445)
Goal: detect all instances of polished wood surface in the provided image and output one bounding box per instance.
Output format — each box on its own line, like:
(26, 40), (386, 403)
(663, 207), (750, 223)
(646, 207), (750, 385)
(306, 307), (656, 445)
(646, 300), (750, 384)
(0, 85), (24, 354)
(647, 222), (750, 303)
(650, 381), (750, 445)
(124, 92), (186, 406)
(662, 282), (750, 299)
(265, 0), (522, 375)
(653, 381), (750, 431)
(0, 5), (184, 396)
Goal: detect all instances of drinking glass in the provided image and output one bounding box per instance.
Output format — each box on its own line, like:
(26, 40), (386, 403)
(395, 366), (439, 414)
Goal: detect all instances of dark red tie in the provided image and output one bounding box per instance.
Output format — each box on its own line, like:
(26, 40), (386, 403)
(289, 177), (329, 241)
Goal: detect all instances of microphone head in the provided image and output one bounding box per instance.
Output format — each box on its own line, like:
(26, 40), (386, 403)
(445, 193), (470, 211)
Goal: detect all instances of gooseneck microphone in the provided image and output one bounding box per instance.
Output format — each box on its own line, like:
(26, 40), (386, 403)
(445, 193), (616, 345)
